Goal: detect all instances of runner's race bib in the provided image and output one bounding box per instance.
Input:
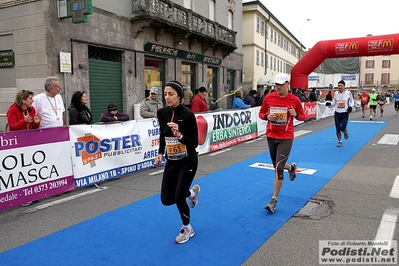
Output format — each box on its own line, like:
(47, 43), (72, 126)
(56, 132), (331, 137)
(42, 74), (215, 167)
(165, 136), (188, 160)
(269, 106), (288, 125)
(337, 101), (346, 109)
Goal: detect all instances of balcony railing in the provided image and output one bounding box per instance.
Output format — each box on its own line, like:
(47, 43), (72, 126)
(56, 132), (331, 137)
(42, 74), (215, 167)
(0, 0), (39, 8)
(132, 0), (236, 49)
(361, 80), (399, 87)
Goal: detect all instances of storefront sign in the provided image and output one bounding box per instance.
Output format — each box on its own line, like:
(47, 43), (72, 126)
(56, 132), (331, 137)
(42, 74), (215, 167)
(67, 0), (92, 24)
(0, 50), (15, 68)
(60, 52), (72, 73)
(144, 42), (222, 66)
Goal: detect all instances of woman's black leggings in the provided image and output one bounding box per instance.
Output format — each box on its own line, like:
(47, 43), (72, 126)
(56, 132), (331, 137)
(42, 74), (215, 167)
(161, 155), (198, 225)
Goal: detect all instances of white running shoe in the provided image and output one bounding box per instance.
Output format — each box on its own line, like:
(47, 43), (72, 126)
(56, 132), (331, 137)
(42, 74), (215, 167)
(189, 184), (200, 208)
(174, 226), (195, 244)
(265, 198), (277, 213)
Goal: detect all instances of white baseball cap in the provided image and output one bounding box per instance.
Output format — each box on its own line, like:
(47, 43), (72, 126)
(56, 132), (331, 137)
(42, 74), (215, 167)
(371, 88), (376, 92)
(274, 73), (289, 85)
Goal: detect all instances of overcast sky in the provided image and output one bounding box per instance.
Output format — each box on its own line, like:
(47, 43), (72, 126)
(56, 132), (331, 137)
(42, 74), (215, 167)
(255, 0), (399, 49)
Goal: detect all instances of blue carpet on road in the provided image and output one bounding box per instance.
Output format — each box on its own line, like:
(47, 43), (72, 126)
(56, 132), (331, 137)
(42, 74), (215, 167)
(0, 121), (387, 266)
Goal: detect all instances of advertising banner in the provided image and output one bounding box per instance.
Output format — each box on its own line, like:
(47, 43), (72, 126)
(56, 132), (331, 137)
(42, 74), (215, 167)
(254, 106), (267, 136)
(207, 109), (258, 152)
(304, 101), (317, 120)
(196, 108), (264, 154)
(69, 120), (163, 188)
(0, 127), (74, 211)
(195, 114), (212, 155)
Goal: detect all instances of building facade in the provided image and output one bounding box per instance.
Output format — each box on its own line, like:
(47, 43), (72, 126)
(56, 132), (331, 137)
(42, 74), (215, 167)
(0, 0), (243, 129)
(359, 54), (399, 93)
(242, 0), (301, 92)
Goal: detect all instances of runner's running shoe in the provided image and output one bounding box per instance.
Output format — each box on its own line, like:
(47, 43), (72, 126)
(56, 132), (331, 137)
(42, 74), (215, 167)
(288, 163), (297, 181)
(189, 184), (200, 208)
(344, 131), (349, 140)
(175, 226), (195, 244)
(265, 198), (277, 213)
(337, 142), (342, 147)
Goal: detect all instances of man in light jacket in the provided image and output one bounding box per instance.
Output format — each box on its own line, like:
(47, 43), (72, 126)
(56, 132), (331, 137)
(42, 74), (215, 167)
(140, 87), (164, 118)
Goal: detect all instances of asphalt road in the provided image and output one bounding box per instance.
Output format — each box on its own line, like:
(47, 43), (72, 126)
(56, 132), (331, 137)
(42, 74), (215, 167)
(244, 106), (399, 266)
(1, 104), (398, 266)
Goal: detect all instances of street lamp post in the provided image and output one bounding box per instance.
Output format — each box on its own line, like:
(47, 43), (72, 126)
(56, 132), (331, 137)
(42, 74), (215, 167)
(299, 19), (311, 58)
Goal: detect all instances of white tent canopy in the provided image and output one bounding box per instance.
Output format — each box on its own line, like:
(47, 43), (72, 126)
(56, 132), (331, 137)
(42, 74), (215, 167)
(308, 72), (359, 88)
(257, 75), (274, 86)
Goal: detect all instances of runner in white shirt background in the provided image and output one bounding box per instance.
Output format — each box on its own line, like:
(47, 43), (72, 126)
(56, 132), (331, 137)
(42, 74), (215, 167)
(325, 80), (354, 147)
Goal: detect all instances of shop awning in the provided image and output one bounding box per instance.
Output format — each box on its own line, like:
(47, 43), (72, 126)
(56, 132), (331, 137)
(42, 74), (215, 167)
(257, 76), (273, 86)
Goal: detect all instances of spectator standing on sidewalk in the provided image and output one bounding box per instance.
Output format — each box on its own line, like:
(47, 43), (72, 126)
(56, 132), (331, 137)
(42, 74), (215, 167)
(100, 103), (129, 122)
(68, 91), (93, 125)
(183, 86), (193, 109)
(140, 87), (163, 118)
(255, 89), (265, 106)
(325, 90), (333, 101)
(309, 88), (318, 102)
(32, 76), (65, 128)
(7, 90), (41, 131)
(244, 90), (257, 107)
(7, 89), (41, 206)
(291, 88), (302, 101)
(191, 87), (208, 113)
(258, 73), (305, 213)
(233, 90), (250, 109)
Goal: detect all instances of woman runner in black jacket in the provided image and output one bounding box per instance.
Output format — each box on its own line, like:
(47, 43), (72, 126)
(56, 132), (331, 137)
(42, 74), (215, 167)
(154, 80), (201, 244)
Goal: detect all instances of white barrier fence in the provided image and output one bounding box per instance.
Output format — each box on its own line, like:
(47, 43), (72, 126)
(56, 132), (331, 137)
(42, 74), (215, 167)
(0, 102), (360, 211)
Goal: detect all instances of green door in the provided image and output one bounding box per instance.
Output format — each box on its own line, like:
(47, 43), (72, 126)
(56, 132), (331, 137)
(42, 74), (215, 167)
(88, 48), (122, 123)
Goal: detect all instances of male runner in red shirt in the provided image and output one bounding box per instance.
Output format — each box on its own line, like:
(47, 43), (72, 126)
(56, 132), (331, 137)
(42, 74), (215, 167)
(259, 73), (305, 213)
(359, 91), (369, 118)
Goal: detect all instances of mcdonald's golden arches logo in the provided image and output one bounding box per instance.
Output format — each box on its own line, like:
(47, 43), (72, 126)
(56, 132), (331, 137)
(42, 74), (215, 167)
(382, 39), (393, 48)
(347, 42), (358, 50)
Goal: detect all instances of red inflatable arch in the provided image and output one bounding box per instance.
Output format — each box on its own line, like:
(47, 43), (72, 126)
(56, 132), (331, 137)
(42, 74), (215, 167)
(290, 33), (399, 91)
